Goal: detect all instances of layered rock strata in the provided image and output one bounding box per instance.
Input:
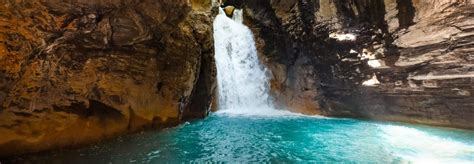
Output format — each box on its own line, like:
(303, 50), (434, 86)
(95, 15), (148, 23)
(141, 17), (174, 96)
(0, 0), (216, 156)
(243, 0), (474, 129)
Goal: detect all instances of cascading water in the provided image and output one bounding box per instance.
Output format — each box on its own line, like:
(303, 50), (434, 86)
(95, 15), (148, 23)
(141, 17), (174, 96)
(213, 8), (276, 114)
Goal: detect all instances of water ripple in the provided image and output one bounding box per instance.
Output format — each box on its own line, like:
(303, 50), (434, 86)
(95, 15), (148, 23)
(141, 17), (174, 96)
(8, 115), (474, 163)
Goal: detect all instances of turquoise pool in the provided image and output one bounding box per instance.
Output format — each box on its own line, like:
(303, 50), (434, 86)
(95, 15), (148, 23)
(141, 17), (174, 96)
(7, 112), (474, 163)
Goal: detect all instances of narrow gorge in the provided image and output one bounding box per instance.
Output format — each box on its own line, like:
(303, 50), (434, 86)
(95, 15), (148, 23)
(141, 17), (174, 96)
(1, 0), (473, 163)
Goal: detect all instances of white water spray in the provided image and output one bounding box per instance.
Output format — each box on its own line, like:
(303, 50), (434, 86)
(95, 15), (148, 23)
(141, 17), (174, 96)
(213, 8), (280, 115)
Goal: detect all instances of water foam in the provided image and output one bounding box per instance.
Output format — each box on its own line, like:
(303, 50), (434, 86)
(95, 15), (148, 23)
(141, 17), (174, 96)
(214, 107), (300, 117)
(379, 125), (474, 163)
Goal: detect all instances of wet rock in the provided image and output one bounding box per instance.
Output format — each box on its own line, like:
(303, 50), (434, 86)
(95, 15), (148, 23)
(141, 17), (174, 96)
(224, 6), (236, 17)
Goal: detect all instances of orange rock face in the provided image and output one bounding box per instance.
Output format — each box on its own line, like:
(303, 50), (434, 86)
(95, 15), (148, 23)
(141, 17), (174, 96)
(0, 0), (216, 156)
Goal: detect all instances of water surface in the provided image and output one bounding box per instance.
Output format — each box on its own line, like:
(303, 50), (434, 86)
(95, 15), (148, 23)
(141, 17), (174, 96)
(9, 112), (474, 163)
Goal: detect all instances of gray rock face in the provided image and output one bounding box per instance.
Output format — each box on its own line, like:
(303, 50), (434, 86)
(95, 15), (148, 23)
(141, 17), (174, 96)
(243, 0), (474, 129)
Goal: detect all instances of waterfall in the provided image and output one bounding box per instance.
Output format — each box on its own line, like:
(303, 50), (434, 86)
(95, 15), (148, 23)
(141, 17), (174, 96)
(213, 8), (275, 114)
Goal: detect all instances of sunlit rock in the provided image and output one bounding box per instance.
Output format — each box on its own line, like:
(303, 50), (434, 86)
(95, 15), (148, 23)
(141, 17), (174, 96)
(329, 33), (357, 41)
(350, 49), (358, 54)
(367, 59), (382, 68)
(362, 75), (381, 86)
(242, 0), (473, 130)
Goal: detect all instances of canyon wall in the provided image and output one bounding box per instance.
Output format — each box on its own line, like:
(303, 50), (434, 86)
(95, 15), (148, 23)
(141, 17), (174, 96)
(1, 0), (473, 157)
(0, 0), (215, 156)
(243, 0), (474, 128)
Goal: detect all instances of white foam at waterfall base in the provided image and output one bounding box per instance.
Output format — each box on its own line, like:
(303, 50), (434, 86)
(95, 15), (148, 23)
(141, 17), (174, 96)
(214, 107), (299, 117)
(213, 8), (284, 116)
(379, 125), (474, 163)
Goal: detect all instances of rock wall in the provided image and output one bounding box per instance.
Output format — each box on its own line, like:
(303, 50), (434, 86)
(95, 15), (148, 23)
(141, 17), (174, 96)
(0, 0), (472, 157)
(243, 0), (474, 129)
(0, 0), (216, 156)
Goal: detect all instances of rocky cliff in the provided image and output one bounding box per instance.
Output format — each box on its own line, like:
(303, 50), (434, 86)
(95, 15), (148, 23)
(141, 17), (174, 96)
(1, 0), (473, 157)
(243, 0), (474, 129)
(0, 0), (216, 156)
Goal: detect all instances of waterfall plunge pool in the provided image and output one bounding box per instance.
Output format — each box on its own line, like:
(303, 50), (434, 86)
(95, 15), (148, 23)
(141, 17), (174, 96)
(7, 112), (474, 163)
(8, 7), (473, 164)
